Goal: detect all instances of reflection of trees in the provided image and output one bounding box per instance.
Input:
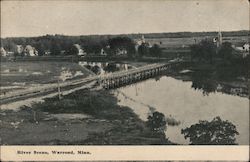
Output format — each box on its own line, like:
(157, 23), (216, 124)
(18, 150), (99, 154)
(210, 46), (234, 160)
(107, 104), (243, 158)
(103, 63), (119, 72)
(181, 116), (239, 145)
(154, 76), (161, 81)
(191, 70), (218, 95)
(91, 65), (101, 74)
(84, 65), (101, 74)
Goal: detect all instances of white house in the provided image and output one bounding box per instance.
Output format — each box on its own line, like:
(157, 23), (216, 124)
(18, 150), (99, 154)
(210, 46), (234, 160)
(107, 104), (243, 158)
(232, 43), (249, 58)
(100, 48), (107, 56)
(0, 47), (7, 56)
(44, 50), (51, 55)
(242, 43), (249, 52)
(16, 45), (24, 54)
(135, 35), (146, 46)
(213, 31), (223, 47)
(116, 48), (127, 56)
(73, 44), (86, 56)
(24, 45), (38, 56)
(135, 35), (152, 52)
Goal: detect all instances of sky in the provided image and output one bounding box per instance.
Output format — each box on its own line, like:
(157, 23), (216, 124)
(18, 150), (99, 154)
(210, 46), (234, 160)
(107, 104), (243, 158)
(1, 0), (249, 38)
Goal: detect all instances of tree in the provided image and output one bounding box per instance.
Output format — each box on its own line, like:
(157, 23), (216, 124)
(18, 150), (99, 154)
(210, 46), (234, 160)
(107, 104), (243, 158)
(83, 41), (104, 55)
(91, 65), (101, 74)
(108, 37), (136, 57)
(181, 116), (239, 145)
(218, 42), (233, 61)
(190, 39), (216, 63)
(34, 43), (46, 56)
(103, 63), (119, 72)
(191, 70), (217, 95)
(190, 44), (202, 62)
(149, 44), (162, 57)
(138, 43), (149, 57)
(66, 45), (79, 55)
(146, 111), (167, 133)
(50, 42), (62, 55)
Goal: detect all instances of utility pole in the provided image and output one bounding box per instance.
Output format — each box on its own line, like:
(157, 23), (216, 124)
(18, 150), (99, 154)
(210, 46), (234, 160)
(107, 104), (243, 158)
(57, 79), (62, 100)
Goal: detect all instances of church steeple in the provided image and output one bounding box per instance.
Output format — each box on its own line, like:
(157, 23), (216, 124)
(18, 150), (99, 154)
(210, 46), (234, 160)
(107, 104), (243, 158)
(141, 34), (145, 43)
(216, 31), (223, 47)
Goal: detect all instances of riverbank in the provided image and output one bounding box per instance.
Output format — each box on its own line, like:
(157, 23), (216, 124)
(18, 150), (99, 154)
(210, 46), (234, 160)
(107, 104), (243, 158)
(165, 61), (249, 98)
(0, 89), (173, 145)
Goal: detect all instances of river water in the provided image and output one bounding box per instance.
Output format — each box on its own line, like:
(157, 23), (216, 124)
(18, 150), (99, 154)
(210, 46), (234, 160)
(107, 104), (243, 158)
(113, 76), (249, 145)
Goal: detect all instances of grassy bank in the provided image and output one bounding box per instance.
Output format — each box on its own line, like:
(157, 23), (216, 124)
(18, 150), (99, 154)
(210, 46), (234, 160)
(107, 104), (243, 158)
(0, 89), (173, 145)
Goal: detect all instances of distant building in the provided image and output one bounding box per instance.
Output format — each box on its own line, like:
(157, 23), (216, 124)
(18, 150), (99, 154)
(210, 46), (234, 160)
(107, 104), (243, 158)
(73, 44), (86, 56)
(233, 43), (249, 52)
(24, 45), (38, 56)
(232, 43), (249, 58)
(100, 48), (107, 56)
(44, 50), (51, 55)
(135, 35), (147, 46)
(60, 50), (66, 55)
(7, 51), (15, 57)
(116, 48), (127, 56)
(213, 31), (223, 47)
(0, 47), (7, 56)
(16, 45), (24, 54)
(135, 35), (151, 52)
(242, 43), (249, 52)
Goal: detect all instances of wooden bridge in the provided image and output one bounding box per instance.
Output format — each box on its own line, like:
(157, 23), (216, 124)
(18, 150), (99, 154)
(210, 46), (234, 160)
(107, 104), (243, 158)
(0, 62), (177, 104)
(99, 63), (170, 89)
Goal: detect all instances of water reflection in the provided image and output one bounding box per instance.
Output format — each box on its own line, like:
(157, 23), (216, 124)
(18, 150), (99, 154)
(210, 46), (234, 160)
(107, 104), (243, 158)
(79, 61), (131, 75)
(179, 70), (248, 98)
(115, 76), (249, 145)
(190, 70), (217, 96)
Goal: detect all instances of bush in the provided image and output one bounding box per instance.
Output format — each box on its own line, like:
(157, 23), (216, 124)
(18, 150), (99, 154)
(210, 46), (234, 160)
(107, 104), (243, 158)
(146, 111), (167, 133)
(181, 116), (239, 145)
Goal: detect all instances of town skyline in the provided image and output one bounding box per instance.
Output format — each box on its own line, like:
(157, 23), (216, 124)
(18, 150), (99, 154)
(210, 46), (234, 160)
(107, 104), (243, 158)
(1, 0), (249, 38)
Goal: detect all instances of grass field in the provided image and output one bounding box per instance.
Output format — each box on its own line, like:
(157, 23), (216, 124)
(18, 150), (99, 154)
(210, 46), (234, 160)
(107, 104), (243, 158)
(146, 35), (249, 49)
(0, 61), (92, 94)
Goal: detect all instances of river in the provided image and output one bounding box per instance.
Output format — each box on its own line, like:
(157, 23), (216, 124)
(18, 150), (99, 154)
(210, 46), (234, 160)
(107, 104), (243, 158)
(113, 76), (249, 145)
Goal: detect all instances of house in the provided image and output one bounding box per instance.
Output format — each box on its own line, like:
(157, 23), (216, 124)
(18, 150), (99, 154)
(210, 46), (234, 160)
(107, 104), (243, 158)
(24, 45), (38, 56)
(242, 43), (249, 52)
(135, 35), (146, 46)
(213, 31), (223, 47)
(233, 42), (249, 58)
(0, 47), (7, 56)
(60, 50), (66, 55)
(116, 48), (127, 56)
(100, 48), (107, 56)
(7, 51), (15, 57)
(135, 35), (151, 52)
(233, 43), (249, 51)
(73, 44), (86, 56)
(44, 50), (51, 55)
(16, 45), (24, 54)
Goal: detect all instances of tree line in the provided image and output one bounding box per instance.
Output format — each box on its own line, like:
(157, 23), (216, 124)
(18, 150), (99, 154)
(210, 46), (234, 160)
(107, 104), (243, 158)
(1, 35), (162, 58)
(190, 39), (249, 81)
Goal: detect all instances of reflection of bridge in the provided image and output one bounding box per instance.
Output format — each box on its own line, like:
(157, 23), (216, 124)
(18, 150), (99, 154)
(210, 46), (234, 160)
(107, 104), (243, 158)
(0, 62), (177, 104)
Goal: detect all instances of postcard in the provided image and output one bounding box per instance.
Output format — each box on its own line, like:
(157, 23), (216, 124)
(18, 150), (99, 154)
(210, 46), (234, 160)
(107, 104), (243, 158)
(0, 0), (249, 161)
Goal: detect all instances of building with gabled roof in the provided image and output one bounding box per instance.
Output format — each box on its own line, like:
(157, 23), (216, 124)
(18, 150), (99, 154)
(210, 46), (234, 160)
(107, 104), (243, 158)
(24, 45), (38, 56)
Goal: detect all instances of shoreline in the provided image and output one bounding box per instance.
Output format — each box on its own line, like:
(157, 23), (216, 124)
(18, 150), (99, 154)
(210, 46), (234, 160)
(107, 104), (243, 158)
(0, 88), (174, 145)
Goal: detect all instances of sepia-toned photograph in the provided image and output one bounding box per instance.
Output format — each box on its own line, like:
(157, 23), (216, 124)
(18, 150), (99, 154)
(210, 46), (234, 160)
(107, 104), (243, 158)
(0, 0), (249, 155)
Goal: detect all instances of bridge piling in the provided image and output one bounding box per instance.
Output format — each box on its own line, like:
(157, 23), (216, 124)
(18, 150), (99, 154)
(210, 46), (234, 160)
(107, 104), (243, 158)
(100, 63), (171, 90)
